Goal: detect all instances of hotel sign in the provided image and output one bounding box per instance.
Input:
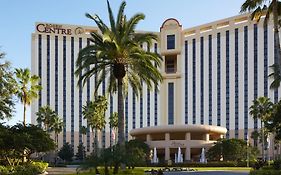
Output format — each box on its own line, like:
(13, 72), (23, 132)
(36, 23), (84, 35)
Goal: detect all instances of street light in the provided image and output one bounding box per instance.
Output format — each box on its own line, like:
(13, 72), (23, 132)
(247, 134), (249, 167)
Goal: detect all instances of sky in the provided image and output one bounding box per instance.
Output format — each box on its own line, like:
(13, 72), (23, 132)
(0, 0), (246, 125)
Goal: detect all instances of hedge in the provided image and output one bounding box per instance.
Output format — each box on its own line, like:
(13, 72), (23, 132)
(249, 170), (281, 175)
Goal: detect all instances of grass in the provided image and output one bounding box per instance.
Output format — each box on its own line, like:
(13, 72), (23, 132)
(67, 166), (252, 175)
(193, 167), (252, 171)
(69, 167), (145, 175)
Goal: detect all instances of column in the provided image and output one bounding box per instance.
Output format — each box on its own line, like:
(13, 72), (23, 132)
(165, 133), (170, 141)
(165, 133), (170, 161)
(203, 133), (210, 141)
(185, 132), (191, 141)
(185, 147), (191, 161)
(146, 134), (151, 142)
(165, 147), (170, 160)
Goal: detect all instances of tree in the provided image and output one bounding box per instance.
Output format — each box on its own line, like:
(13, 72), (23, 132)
(250, 96), (273, 161)
(36, 105), (57, 131)
(76, 143), (86, 161)
(75, 0), (163, 147)
(82, 95), (107, 156)
(58, 142), (74, 162)
(15, 68), (41, 126)
(125, 139), (150, 168)
(50, 116), (63, 148)
(241, 0), (281, 89)
(0, 124), (55, 165)
(267, 100), (281, 141)
(80, 125), (88, 143)
(109, 112), (118, 145)
(36, 106), (63, 149)
(0, 51), (16, 120)
(207, 138), (259, 162)
(251, 130), (260, 147)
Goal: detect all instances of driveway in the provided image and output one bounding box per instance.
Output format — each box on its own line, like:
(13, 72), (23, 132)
(47, 167), (77, 174)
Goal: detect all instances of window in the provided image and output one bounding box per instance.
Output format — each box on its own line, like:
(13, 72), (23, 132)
(168, 83), (174, 125)
(167, 35), (175, 50)
(184, 40), (188, 124)
(38, 34), (42, 109)
(165, 55), (177, 73)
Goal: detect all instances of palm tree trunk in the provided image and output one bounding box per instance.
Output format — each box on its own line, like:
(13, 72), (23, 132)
(56, 133), (59, 150)
(94, 129), (98, 156)
(23, 103), (26, 127)
(261, 121), (265, 161)
(117, 78), (125, 145)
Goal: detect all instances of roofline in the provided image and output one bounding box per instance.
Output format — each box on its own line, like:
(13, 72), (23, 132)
(130, 124), (227, 136)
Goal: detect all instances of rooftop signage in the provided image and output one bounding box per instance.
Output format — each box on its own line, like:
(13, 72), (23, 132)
(36, 23), (85, 35)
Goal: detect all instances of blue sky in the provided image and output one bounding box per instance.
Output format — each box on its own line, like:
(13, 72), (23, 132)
(0, 0), (245, 125)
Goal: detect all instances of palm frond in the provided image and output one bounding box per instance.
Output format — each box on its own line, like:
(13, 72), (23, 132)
(106, 0), (116, 34)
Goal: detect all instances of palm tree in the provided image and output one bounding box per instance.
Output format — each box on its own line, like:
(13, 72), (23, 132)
(249, 96), (273, 161)
(50, 116), (63, 148)
(36, 105), (57, 131)
(75, 0), (163, 146)
(251, 130), (260, 147)
(241, 0), (281, 88)
(80, 126), (88, 143)
(15, 68), (41, 126)
(82, 95), (107, 156)
(109, 112), (118, 145)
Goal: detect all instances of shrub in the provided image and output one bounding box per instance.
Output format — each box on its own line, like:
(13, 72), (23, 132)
(32, 161), (49, 173)
(273, 159), (281, 170)
(11, 161), (48, 175)
(249, 170), (281, 175)
(0, 161), (48, 175)
(0, 166), (10, 175)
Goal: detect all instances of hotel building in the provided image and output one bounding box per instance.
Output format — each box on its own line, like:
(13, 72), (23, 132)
(31, 13), (280, 161)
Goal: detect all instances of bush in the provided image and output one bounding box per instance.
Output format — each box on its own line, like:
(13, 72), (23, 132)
(0, 161), (48, 175)
(15, 162), (47, 175)
(273, 159), (281, 170)
(0, 166), (11, 175)
(249, 170), (281, 175)
(32, 161), (49, 173)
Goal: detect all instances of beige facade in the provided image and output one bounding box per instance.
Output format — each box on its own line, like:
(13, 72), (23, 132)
(130, 125), (227, 162)
(31, 12), (280, 155)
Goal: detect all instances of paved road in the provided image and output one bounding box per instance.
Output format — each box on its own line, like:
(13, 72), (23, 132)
(164, 171), (249, 175)
(47, 167), (77, 174)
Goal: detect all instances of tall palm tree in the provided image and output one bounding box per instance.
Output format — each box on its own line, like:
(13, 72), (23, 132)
(15, 68), (41, 126)
(82, 95), (107, 155)
(109, 112), (118, 145)
(75, 0), (163, 146)
(241, 0), (281, 88)
(251, 130), (260, 147)
(36, 105), (57, 131)
(50, 116), (63, 148)
(249, 96), (273, 161)
(80, 126), (88, 143)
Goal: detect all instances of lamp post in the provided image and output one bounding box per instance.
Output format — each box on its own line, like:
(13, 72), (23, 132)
(247, 135), (249, 167)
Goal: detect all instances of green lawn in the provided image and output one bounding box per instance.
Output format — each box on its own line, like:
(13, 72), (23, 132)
(68, 167), (252, 175)
(193, 167), (252, 171)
